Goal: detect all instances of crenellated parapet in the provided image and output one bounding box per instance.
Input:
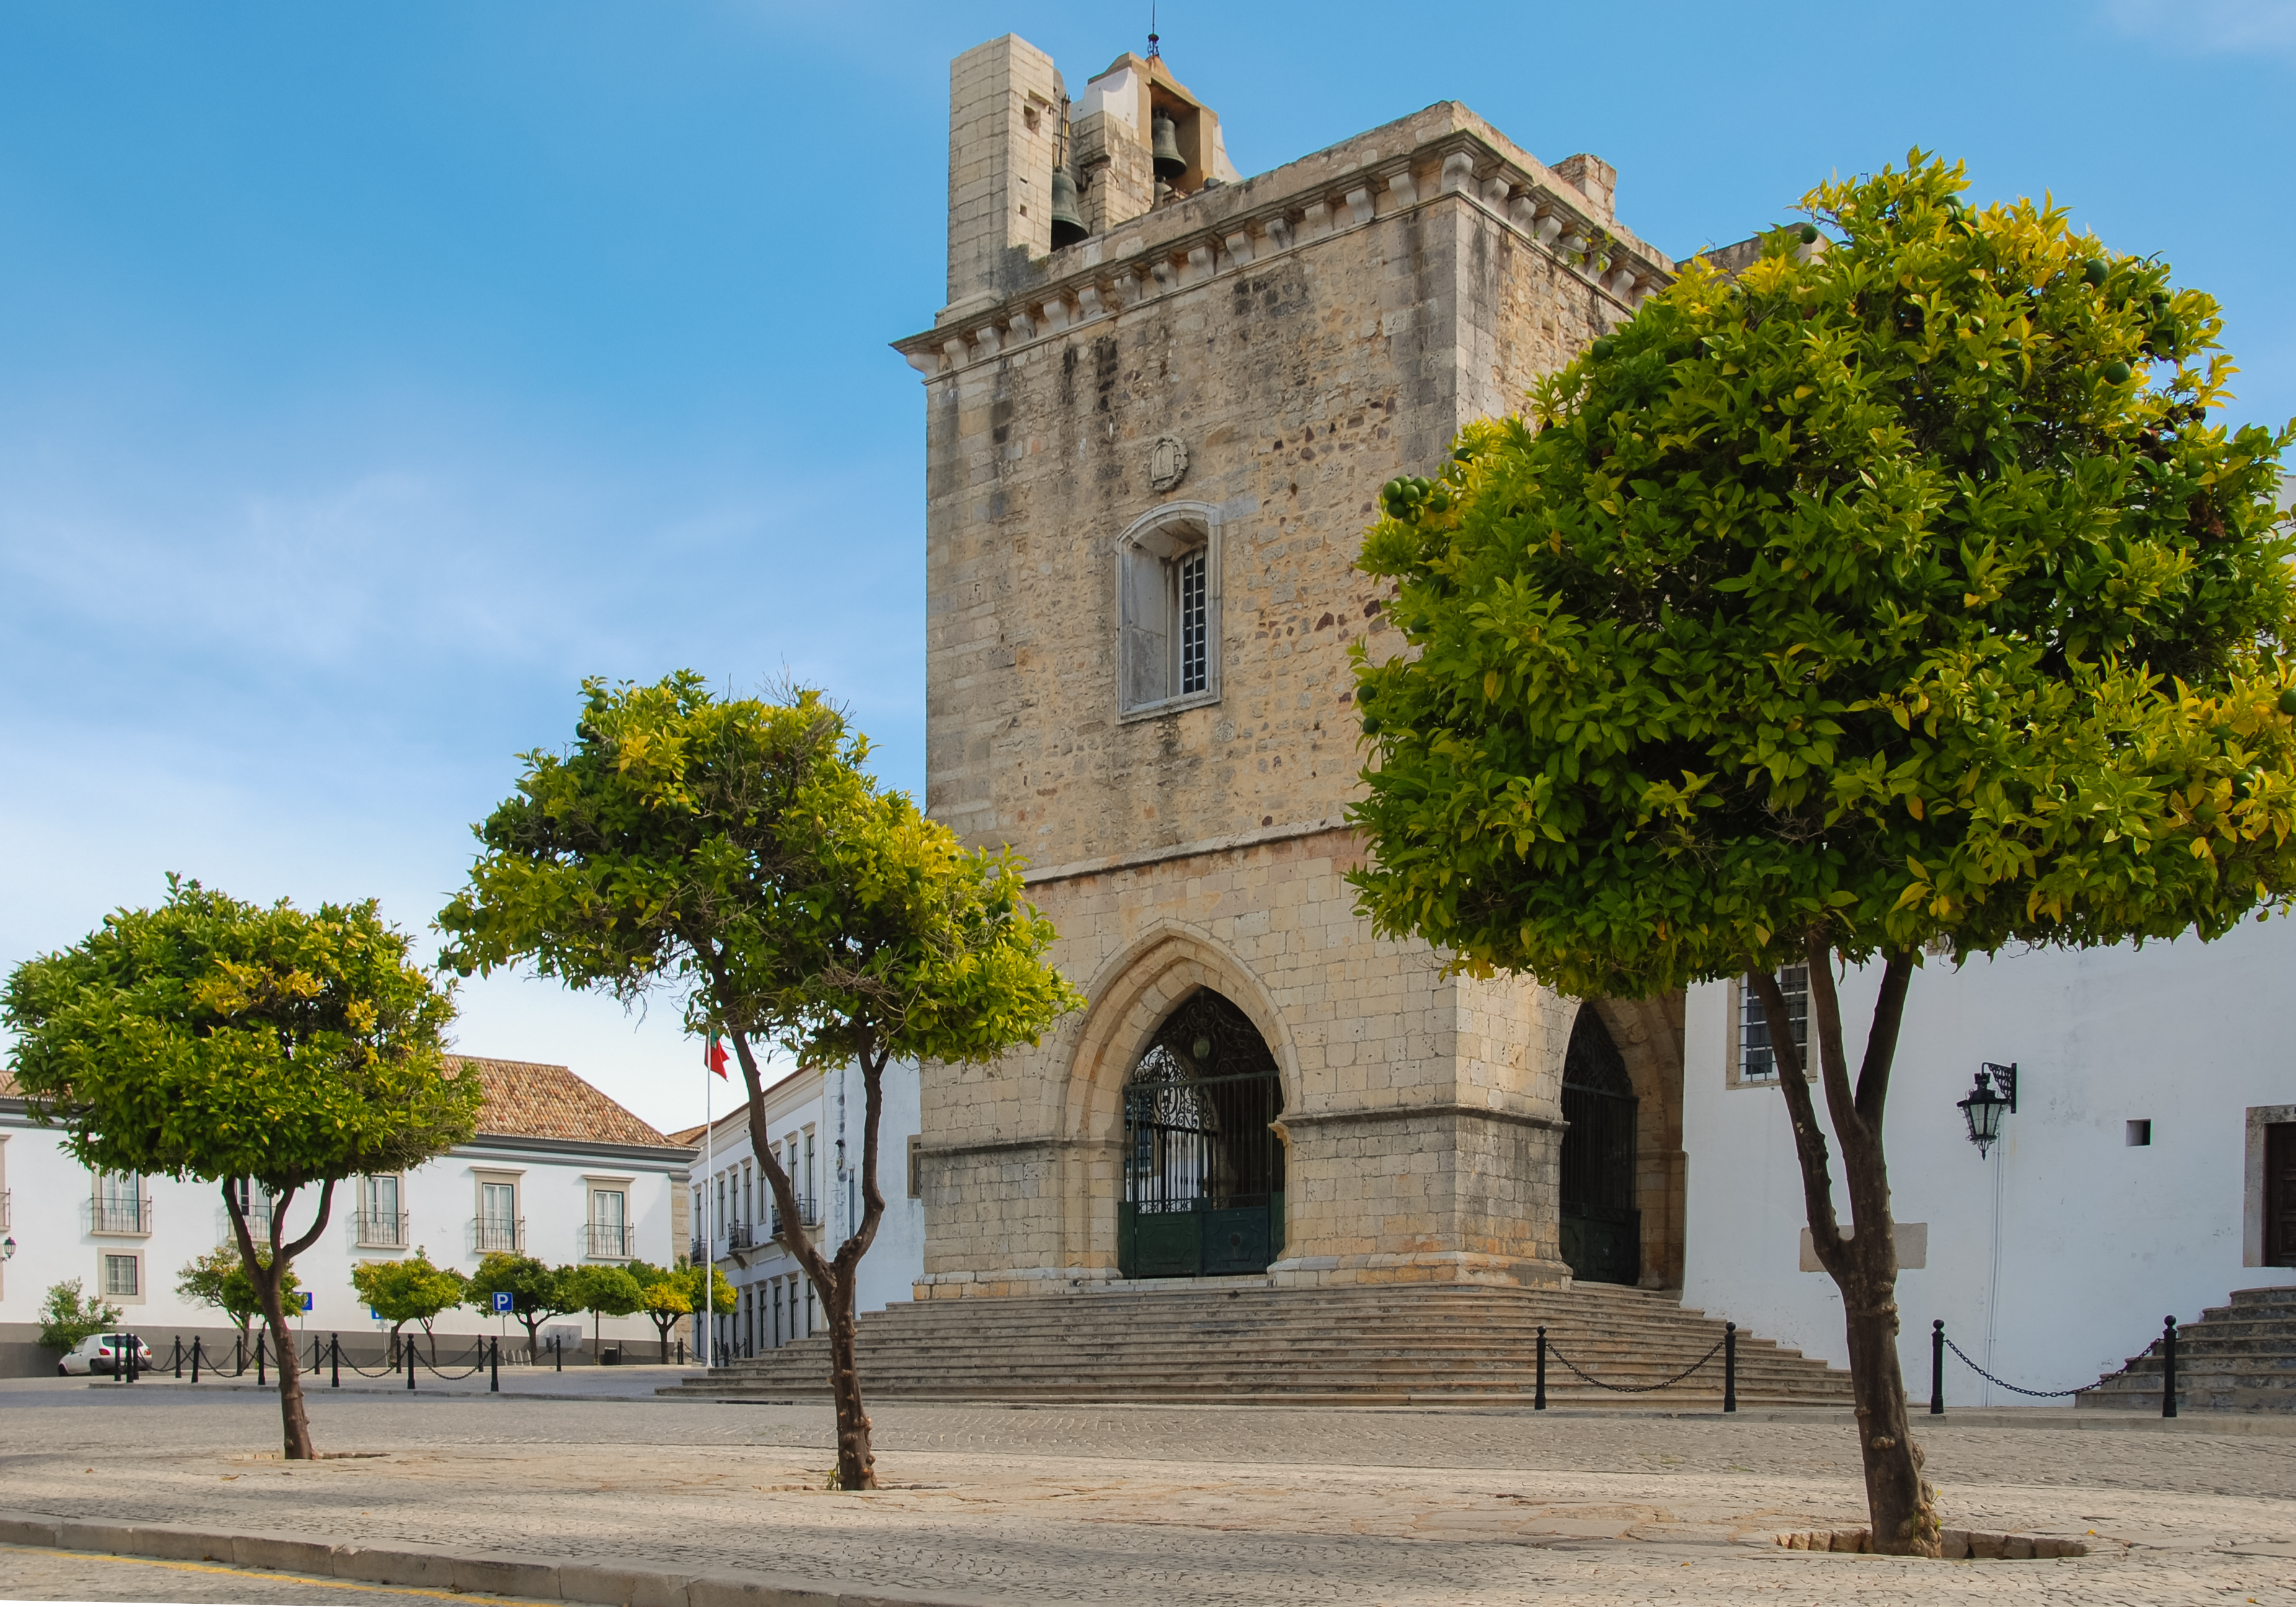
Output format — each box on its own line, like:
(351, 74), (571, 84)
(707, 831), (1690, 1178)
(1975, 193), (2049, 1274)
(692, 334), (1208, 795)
(898, 101), (1676, 381)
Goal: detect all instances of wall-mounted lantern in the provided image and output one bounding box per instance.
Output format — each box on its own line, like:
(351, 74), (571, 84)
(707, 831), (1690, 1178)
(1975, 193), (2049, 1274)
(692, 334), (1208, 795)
(1, 1235), (14, 1261)
(1958, 1062), (2018, 1154)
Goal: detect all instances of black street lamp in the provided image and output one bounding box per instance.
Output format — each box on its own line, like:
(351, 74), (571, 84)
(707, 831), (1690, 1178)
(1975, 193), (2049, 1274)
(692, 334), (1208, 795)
(1958, 1062), (2018, 1154)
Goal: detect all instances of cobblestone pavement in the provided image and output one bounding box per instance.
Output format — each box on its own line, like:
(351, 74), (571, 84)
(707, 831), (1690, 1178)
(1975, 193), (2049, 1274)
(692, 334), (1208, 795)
(0, 1543), (552, 1605)
(2, 1386), (2292, 1605)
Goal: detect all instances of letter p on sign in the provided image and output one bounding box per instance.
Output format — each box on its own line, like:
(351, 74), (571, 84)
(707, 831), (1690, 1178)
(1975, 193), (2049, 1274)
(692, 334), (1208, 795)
(492, 1291), (514, 1314)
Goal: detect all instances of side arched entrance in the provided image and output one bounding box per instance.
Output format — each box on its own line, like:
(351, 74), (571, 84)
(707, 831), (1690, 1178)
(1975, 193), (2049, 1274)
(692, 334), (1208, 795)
(1560, 1005), (1641, 1285)
(1117, 988), (1287, 1278)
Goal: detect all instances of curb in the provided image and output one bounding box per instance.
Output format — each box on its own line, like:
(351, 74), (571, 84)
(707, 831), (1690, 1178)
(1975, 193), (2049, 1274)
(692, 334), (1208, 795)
(0, 1511), (1000, 1607)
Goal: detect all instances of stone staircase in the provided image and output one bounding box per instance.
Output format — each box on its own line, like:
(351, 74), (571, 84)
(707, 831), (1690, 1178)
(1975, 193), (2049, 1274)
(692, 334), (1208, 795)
(2078, 1286), (2296, 1412)
(657, 1282), (1854, 1407)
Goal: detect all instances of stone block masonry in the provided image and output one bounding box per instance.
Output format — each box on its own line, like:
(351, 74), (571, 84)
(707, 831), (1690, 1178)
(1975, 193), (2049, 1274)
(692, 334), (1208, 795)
(898, 37), (1691, 1299)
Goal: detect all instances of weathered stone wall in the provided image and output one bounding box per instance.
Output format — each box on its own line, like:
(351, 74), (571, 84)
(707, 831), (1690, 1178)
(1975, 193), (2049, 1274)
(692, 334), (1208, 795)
(906, 53), (1684, 1295)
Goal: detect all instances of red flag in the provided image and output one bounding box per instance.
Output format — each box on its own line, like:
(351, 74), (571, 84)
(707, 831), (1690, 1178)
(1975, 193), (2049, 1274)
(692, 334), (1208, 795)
(705, 1034), (729, 1079)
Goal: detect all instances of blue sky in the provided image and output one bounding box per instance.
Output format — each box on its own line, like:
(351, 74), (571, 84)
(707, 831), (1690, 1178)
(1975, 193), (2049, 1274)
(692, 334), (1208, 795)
(3, 1), (2290, 1134)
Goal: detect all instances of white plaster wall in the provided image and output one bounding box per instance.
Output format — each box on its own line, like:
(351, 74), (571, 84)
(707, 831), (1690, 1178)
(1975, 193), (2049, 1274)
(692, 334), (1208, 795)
(1682, 918), (2296, 1403)
(0, 1118), (681, 1350)
(697, 1059), (924, 1356)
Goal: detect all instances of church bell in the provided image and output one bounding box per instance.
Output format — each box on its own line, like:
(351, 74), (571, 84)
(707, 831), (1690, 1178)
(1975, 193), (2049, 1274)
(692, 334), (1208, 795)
(1150, 110), (1186, 181)
(1049, 164), (1088, 247)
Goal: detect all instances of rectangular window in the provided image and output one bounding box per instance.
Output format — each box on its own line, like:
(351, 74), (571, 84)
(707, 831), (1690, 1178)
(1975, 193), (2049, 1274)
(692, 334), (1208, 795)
(1177, 549), (1207, 694)
(358, 1176), (404, 1248)
(804, 1130), (817, 1211)
(773, 1279), (784, 1348)
(908, 1133), (923, 1200)
(477, 1179), (520, 1252)
(806, 1277), (819, 1337)
(1118, 516), (1221, 715)
(103, 1253), (138, 1298)
(1737, 966), (1809, 1081)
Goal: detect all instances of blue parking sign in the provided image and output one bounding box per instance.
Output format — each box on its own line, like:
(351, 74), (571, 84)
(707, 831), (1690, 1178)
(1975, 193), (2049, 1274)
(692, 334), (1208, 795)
(492, 1291), (514, 1314)
(300, 1292), (314, 1313)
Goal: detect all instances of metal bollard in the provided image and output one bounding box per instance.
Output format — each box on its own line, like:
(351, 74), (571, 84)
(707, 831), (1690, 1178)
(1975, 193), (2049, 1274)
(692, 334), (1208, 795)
(490, 1336), (500, 1393)
(1931, 1319), (1945, 1415)
(406, 1334), (416, 1391)
(126, 1335), (138, 1384)
(255, 1333), (266, 1388)
(554, 1335), (562, 1373)
(173, 1337), (183, 1380)
(191, 1335), (202, 1385)
(2161, 1316), (2178, 1419)
(330, 1334), (341, 1389)
(1534, 1327), (1548, 1410)
(1723, 1322), (1737, 1414)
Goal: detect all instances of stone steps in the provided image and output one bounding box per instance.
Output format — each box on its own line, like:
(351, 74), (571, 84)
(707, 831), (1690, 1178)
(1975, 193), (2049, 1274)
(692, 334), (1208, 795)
(2079, 1285), (2296, 1413)
(658, 1282), (1853, 1404)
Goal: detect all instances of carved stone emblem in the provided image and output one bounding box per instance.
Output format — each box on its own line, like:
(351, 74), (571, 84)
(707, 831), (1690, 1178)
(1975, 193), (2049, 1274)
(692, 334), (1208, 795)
(1148, 435), (1189, 492)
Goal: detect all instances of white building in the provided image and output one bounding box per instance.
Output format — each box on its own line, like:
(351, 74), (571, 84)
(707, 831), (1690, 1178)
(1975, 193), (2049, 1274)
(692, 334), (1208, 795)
(1680, 921), (2296, 1401)
(0, 1056), (696, 1373)
(678, 1058), (923, 1361)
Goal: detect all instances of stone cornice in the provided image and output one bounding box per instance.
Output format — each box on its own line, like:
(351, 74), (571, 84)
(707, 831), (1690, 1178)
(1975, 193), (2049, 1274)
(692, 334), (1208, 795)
(1019, 817), (1357, 887)
(1277, 1102), (1564, 1134)
(893, 101), (1674, 383)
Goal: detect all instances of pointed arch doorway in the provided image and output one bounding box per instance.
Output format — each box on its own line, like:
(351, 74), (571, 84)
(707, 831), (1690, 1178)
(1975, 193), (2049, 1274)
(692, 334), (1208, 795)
(1560, 1005), (1642, 1285)
(1117, 988), (1287, 1278)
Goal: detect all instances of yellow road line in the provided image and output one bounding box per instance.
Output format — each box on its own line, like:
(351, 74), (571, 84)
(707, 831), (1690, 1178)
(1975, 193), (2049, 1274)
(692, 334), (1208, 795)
(0, 1542), (559, 1604)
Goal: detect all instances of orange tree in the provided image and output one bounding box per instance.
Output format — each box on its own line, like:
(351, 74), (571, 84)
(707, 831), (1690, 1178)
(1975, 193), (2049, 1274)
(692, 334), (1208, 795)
(4, 879), (476, 1458)
(1349, 154), (2296, 1552)
(439, 675), (1080, 1488)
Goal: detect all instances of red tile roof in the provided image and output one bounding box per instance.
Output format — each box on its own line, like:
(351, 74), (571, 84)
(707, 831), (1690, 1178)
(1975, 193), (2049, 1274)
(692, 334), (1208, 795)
(451, 1055), (680, 1149)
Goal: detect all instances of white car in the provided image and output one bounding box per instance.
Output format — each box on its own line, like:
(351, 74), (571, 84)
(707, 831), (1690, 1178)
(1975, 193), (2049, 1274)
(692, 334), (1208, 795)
(56, 1333), (155, 1376)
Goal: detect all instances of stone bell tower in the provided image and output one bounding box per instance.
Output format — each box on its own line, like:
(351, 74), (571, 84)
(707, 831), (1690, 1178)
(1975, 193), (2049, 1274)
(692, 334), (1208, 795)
(897, 35), (1690, 1299)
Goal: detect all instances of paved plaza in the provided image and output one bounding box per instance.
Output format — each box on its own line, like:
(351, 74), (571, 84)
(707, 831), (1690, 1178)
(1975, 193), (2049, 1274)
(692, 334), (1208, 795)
(0, 1379), (2292, 1605)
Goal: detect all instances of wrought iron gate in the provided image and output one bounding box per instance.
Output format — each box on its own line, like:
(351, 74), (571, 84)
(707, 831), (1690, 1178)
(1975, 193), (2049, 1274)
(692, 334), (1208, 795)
(1559, 1006), (1641, 1286)
(1119, 989), (1285, 1279)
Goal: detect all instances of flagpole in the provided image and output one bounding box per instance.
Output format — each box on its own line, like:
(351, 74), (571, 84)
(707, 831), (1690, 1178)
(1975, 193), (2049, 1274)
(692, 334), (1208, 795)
(702, 1035), (712, 1371)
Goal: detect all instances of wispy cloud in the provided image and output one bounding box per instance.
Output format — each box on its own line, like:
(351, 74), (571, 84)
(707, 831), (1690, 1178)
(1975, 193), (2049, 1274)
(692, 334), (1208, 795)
(2102, 0), (2296, 55)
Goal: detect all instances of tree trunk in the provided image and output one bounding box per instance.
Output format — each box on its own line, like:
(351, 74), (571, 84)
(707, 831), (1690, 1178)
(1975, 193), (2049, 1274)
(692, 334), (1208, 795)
(722, 1025), (892, 1490)
(1750, 942), (1939, 1557)
(821, 1272), (875, 1488)
(223, 1177), (336, 1461)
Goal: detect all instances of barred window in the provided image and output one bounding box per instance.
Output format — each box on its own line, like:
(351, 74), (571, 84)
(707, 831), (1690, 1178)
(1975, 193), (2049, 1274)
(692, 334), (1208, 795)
(1117, 506), (1222, 715)
(1739, 966), (1809, 1081)
(103, 1253), (139, 1298)
(1177, 549), (1208, 694)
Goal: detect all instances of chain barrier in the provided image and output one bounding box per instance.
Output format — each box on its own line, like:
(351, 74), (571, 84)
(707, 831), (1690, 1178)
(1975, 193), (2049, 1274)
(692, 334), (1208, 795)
(1544, 1333), (1727, 1394)
(414, 1337), (492, 1380)
(1941, 1335), (2129, 1399)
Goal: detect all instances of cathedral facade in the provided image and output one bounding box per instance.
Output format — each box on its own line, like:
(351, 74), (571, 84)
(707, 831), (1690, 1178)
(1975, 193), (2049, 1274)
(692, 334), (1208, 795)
(895, 35), (1688, 1299)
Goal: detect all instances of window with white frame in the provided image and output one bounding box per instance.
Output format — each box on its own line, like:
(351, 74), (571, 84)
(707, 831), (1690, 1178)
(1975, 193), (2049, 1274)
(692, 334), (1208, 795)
(102, 1251), (141, 1301)
(475, 1175), (521, 1252)
(1117, 505), (1222, 715)
(357, 1174), (406, 1249)
(1734, 966), (1810, 1083)
(585, 1178), (632, 1259)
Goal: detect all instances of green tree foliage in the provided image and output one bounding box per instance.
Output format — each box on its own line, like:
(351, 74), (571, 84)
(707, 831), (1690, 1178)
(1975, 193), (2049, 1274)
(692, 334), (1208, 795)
(178, 1245), (304, 1337)
(563, 1263), (645, 1353)
(3, 879), (478, 1458)
(439, 675), (1082, 1487)
(37, 1279), (122, 1353)
(349, 1249), (468, 1361)
(629, 1258), (735, 1361)
(464, 1252), (576, 1353)
(1350, 155), (2295, 1553)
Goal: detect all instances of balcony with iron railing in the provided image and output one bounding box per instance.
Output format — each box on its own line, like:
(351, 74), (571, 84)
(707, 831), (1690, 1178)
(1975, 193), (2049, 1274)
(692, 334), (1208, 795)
(215, 1200), (275, 1246)
(726, 1221), (757, 1252)
(353, 1211), (410, 1250)
(471, 1216), (525, 1254)
(578, 1222), (635, 1259)
(771, 1195), (819, 1241)
(86, 1197), (154, 1237)
(689, 1235), (707, 1264)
